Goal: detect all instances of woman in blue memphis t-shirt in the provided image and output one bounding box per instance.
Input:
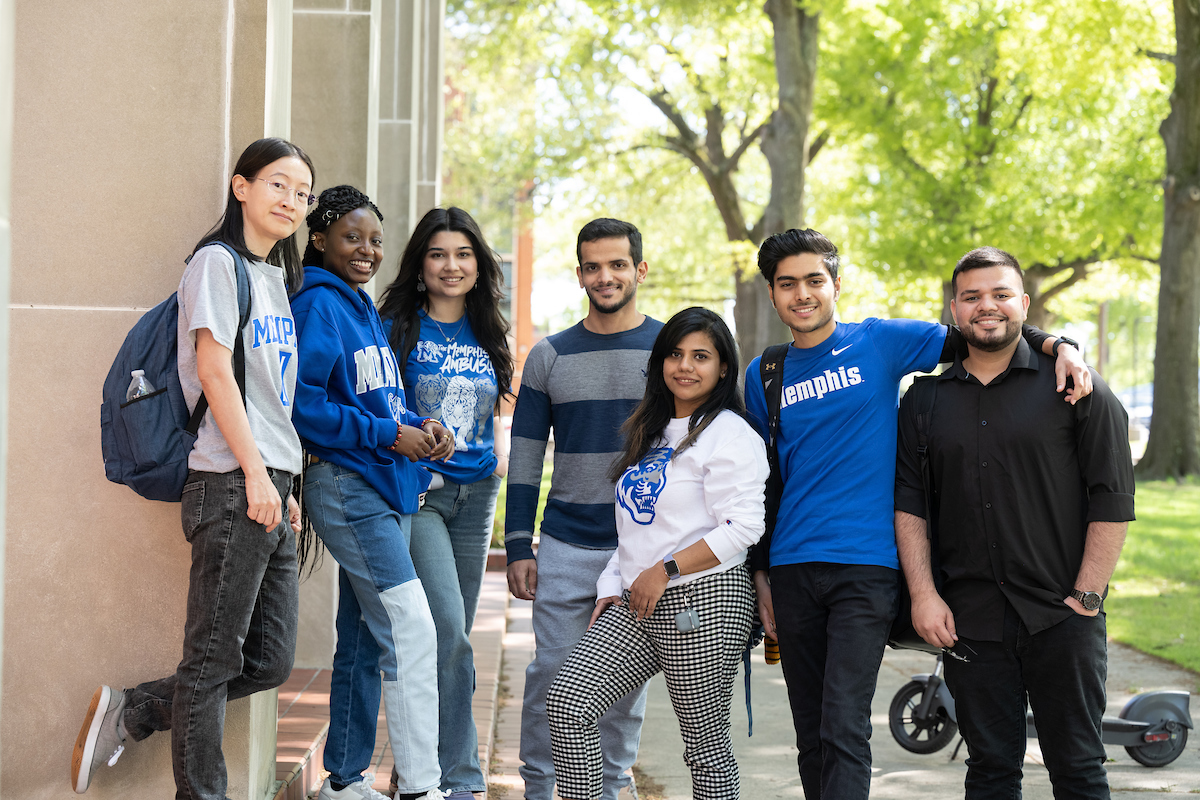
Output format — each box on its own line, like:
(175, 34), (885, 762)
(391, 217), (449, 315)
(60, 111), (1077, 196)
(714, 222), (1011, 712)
(378, 207), (515, 799)
(290, 186), (454, 800)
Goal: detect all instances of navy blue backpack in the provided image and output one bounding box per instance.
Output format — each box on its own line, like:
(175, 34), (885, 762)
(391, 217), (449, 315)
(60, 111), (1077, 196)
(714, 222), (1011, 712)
(100, 242), (251, 501)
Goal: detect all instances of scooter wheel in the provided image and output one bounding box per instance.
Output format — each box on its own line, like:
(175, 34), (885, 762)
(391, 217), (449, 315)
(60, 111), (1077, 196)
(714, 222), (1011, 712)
(889, 680), (959, 754)
(1126, 724), (1188, 768)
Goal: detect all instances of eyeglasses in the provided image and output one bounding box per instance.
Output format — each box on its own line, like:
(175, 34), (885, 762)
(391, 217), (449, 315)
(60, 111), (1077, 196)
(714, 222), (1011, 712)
(254, 178), (317, 206)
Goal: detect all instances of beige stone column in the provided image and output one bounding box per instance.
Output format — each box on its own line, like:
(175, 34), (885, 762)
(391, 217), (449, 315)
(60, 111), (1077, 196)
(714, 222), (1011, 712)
(3, 2), (288, 798)
(374, 0), (445, 289)
(0, 0), (13, 779)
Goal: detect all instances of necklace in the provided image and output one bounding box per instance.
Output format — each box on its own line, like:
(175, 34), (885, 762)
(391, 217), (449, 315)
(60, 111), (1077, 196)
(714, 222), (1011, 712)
(425, 309), (467, 341)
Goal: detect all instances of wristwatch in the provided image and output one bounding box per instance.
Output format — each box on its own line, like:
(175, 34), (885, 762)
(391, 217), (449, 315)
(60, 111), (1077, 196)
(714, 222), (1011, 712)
(1070, 589), (1102, 611)
(663, 555), (681, 581)
(1052, 336), (1080, 357)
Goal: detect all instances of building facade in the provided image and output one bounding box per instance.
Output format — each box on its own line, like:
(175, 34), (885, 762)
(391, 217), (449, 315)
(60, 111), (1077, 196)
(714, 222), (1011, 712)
(0, 1), (444, 797)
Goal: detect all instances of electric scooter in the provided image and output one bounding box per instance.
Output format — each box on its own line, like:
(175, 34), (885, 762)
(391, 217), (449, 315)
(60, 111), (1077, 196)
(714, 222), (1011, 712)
(889, 652), (1194, 767)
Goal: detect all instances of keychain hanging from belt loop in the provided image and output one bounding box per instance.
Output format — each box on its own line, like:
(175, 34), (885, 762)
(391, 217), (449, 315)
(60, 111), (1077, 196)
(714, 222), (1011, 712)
(675, 582), (702, 633)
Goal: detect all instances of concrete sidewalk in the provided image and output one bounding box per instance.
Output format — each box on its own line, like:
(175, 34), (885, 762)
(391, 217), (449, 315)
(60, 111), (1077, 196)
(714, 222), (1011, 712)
(634, 643), (1200, 798)
(485, 587), (1199, 798)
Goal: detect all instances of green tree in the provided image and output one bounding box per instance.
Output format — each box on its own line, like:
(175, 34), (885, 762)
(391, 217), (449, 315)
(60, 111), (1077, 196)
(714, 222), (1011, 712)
(451, 0), (827, 357)
(819, 0), (1168, 327)
(1138, 0), (1200, 479)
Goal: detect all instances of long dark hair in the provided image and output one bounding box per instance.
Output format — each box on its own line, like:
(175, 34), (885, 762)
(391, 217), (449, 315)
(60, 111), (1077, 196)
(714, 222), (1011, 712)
(608, 307), (745, 482)
(378, 207), (514, 410)
(193, 137), (314, 292)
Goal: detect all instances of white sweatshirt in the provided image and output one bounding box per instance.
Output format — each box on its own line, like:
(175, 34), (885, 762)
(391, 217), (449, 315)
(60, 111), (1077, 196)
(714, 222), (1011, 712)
(597, 410), (770, 598)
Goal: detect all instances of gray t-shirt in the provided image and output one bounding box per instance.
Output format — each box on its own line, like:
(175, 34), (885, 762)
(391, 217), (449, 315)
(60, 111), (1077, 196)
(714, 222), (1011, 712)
(177, 244), (302, 475)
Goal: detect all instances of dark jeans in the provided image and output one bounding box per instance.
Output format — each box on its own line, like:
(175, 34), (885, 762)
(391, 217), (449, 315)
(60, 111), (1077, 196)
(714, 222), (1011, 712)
(123, 468), (299, 800)
(770, 562), (899, 800)
(945, 605), (1109, 800)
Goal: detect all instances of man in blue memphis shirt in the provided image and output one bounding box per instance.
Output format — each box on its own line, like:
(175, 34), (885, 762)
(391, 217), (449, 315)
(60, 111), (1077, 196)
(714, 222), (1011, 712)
(744, 229), (1091, 800)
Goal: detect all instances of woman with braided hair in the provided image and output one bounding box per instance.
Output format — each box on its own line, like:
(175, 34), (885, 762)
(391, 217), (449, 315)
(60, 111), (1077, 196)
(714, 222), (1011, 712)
(290, 185), (453, 800)
(377, 208), (514, 799)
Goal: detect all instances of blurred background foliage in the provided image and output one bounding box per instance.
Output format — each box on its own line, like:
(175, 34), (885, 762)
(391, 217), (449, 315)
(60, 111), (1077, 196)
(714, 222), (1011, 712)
(442, 0), (1176, 396)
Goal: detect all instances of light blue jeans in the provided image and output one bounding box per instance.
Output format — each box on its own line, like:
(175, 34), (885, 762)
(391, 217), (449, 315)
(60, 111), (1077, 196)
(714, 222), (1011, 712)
(408, 473), (501, 794)
(520, 533), (648, 800)
(303, 460), (441, 794)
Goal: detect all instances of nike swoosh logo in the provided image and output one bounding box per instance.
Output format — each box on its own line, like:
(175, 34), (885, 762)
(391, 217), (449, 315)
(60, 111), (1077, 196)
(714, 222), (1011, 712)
(831, 344), (853, 356)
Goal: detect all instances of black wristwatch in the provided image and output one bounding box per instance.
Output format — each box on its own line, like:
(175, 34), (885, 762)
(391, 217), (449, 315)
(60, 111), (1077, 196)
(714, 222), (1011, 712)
(663, 555), (681, 581)
(1070, 589), (1102, 611)
(1052, 336), (1080, 357)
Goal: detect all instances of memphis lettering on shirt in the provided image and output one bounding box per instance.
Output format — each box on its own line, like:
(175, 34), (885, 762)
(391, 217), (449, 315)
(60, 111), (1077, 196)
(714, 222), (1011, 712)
(780, 365), (864, 408)
(354, 345), (400, 395)
(413, 340), (496, 378)
(745, 318), (946, 570)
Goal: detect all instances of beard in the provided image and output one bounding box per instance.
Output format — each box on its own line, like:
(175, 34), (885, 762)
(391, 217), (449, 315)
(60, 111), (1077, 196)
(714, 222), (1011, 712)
(962, 316), (1022, 352)
(587, 281), (637, 315)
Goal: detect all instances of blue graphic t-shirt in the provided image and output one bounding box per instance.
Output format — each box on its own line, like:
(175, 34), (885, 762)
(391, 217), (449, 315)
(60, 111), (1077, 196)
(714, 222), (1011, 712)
(744, 318), (946, 570)
(401, 310), (499, 485)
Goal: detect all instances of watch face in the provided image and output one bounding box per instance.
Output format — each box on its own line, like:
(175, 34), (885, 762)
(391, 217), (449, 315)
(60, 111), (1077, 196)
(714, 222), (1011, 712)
(1075, 590), (1102, 610)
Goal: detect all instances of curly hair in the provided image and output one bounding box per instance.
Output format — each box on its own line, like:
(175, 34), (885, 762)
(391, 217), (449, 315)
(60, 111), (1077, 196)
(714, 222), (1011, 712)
(302, 185), (383, 267)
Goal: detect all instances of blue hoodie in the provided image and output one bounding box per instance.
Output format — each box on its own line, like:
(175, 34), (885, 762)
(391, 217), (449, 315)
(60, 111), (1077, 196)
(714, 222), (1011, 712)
(291, 266), (429, 515)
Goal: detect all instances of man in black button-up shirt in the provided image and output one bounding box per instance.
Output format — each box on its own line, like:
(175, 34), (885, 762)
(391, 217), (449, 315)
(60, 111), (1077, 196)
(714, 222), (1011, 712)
(895, 246), (1134, 800)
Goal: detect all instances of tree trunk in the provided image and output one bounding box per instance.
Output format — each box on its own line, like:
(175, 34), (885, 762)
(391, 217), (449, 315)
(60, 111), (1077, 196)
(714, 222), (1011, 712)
(1138, 0), (1200, 479)
(734, 0), (820, 361)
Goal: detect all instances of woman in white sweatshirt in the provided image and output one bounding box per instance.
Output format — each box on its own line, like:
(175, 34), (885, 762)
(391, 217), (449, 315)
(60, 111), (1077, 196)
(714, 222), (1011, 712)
(546, 307), (770, 800)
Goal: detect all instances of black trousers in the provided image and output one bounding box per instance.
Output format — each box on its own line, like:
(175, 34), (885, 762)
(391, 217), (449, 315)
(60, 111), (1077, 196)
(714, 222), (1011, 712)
(770, 562), (899, 800)
(945, 603), (1110, 800)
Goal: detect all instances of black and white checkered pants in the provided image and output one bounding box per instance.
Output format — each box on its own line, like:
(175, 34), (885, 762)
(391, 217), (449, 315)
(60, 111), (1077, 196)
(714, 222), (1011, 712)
(547, 564), (754, 800)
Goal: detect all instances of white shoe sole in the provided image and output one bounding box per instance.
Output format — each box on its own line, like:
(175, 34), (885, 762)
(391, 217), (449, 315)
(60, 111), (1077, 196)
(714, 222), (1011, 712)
(71, 685), (111, 794)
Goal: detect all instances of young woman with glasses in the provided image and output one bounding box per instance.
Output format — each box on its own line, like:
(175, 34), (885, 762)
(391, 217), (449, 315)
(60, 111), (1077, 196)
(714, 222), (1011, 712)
(546, 307), (769, 800)
(72, 137), (314, 799)
(377, 207), (514, 800)
(290, 185), (453, 800)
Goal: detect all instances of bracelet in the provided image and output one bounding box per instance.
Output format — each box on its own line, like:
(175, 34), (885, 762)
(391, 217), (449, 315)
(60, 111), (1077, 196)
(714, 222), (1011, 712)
(389, 423), (402, 451)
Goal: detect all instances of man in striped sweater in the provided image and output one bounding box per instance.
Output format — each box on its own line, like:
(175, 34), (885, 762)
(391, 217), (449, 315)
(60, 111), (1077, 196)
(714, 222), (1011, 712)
(505, 218), (663, 800)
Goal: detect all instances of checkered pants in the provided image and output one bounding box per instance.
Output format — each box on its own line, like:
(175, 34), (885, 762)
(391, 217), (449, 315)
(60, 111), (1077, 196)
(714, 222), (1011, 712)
(547, 565), (753, 800)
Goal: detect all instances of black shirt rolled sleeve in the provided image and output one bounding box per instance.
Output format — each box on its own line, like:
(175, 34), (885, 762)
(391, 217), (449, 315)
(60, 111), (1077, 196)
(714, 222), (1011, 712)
(894, 339), (1135, 641)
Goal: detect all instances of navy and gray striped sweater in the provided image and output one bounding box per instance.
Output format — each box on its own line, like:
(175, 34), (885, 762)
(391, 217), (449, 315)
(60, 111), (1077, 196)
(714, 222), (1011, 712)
(504, 317), (663, 562)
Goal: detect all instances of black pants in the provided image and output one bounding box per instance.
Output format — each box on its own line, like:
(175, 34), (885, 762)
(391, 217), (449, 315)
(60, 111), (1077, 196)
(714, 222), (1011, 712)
(771, 562), (899, 800)
(945, 604), (1109, 800)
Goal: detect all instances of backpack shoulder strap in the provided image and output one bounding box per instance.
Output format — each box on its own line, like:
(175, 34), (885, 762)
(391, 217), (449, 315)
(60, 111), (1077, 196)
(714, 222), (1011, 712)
(759, 343), (790, 463)
(748, 342), (790, 574)
(185, 243), (254, 435)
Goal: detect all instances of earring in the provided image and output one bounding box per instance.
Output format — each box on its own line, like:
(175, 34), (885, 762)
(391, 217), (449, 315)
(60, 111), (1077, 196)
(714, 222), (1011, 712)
(417, 277), (427, 292)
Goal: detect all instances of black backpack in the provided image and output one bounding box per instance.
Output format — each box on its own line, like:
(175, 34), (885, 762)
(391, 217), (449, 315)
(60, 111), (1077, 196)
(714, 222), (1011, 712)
(100, 243), (252, 501)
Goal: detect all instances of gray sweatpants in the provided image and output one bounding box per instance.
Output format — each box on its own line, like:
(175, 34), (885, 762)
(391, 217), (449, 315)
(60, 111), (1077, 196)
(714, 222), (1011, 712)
(519, 534), (649, 800)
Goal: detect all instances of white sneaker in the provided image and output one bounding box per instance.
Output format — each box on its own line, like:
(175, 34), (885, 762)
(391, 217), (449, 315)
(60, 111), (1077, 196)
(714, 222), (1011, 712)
(318, 774), (393, 800)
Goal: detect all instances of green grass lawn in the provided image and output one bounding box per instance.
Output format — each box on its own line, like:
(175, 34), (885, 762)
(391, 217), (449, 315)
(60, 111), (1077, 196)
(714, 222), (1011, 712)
(491, 459), (553, 548)
(1106, 480), (1200, 675)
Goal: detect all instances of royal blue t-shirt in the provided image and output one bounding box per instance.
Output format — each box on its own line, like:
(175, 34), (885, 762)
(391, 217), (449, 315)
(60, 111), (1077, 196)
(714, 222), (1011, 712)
(400, 310), (499, 485)
(745, 318), (946, 570)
